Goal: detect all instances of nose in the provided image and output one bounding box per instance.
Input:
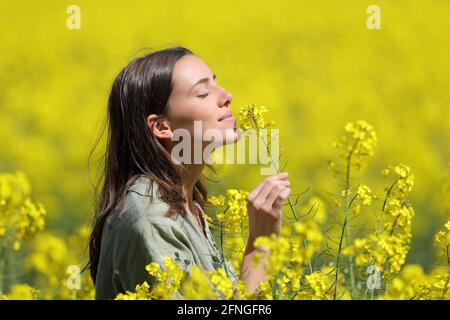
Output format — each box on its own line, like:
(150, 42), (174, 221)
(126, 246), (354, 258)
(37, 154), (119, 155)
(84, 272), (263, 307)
(219, 88), (233, 108)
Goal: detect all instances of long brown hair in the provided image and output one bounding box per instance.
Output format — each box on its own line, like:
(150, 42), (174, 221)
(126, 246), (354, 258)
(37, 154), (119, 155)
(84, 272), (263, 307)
(86, 46), (211, 284)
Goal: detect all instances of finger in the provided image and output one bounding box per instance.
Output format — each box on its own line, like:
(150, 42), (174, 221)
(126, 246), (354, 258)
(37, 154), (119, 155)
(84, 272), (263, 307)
(269, 172), (288, 181)
(263, 185), (285, 211)
(247, 173), (288, 202)
(268, 178), (290, 188)
(274, 187), (291, 206)
(247, 179), (268, 201)
(279, 187), (291, 199)
(254, 180), (275, 205)
(253, 179), (289, 205)
(277, 179), (290, 187)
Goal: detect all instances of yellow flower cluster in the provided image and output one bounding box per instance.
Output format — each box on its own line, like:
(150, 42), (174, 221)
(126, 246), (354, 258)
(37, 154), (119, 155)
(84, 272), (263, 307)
(356, 184), (374, 206)
(238, 105), (275, 131)
(0, 284), (39, 300)
(249, 198), (327, 299)
(207, 195), (225, 207)
(116, 256), (234, 300)
(378, 263), (450, 300)
(210, 189), (249, 234)
(346, 164), (415, 277)
(101, 120), (447, 301)
(434, 221), (450, 249)
(383, 164), (415, 197)
(221, 235), (247, 274)
(117, 218), (450, 301)
(300, 266), (350, 300)
(2, 117), (449, 301)
(0, 172), (46, 251)
(252, 233), (291, 274)
(0, 173), (94, 299)
(331, 120), (378, 171)
(434, 219), (450, 290)
(147, 256), (185, 299)
(208, 268), (234, 299)
(116, 257), (185, 300)
(24, 226), (95, 299)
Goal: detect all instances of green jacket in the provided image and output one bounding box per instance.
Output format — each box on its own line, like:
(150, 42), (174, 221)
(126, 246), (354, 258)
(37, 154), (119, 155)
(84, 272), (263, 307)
(95, 175), (239, 300)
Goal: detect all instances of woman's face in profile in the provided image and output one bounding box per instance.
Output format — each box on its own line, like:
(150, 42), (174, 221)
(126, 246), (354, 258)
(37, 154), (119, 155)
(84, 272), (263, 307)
(167, 54), (238, 148)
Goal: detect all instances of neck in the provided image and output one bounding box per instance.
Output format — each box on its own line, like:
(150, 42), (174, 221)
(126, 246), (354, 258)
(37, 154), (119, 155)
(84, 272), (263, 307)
(181, 163), (204, 206)
(164, 139), (208, 210)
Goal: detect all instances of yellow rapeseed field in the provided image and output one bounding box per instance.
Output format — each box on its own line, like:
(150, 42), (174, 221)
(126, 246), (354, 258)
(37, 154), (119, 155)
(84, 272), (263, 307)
(0, 1), (449, 299)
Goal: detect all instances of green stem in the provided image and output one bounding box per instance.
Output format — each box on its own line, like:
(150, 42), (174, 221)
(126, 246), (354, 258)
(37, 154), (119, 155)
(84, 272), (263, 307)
(219, 221), (230, 277)
(333, 138), (359, 299)
(252, 116), (298, 220)
(442, 245), (450, 300)
(0, 244), (4, 294)
(344, 141), (357, 297)
(377, 179), (399, 236)
(7, 245), (16, 286)
(333, 214), (348, 299)
(302, 238), (313, 275)
(240, 221), (247, 248)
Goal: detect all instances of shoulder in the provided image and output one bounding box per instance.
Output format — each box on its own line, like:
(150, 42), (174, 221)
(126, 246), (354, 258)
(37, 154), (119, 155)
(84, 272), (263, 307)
(104, 175), (183, 238)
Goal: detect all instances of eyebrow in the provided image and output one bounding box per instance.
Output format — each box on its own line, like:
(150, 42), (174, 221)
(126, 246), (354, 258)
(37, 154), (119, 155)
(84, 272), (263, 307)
(190, 74), (217, 92)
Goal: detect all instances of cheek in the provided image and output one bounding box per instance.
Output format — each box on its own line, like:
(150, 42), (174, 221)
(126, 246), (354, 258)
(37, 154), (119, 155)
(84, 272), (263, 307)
(184, 102), (216, 122)
(170, 101), (216, 131)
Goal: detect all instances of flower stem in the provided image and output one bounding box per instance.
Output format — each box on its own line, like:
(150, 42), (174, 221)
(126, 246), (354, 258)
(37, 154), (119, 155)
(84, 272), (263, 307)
(442, 245), (450, 300)
(334, 140), (359, 299)
(251, 117), (298, 220)
(0, 244), (4, 294)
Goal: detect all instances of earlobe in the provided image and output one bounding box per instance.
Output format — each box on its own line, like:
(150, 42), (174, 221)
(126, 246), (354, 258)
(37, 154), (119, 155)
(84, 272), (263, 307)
(158, 122), (173, 139)
(146, 114), (173, 140)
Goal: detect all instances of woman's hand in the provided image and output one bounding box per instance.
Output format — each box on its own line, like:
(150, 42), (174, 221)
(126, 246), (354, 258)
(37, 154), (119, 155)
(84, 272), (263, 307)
(237, 172), (291, 295)
(245, 172), (291, 248)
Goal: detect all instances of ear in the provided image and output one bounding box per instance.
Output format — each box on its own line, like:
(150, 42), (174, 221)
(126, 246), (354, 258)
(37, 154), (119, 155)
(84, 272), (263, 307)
(146, 114), (173, 140)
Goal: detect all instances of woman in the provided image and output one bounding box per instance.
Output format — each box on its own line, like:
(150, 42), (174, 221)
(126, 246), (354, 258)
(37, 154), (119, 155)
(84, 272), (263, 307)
(88, 46), (291, 299)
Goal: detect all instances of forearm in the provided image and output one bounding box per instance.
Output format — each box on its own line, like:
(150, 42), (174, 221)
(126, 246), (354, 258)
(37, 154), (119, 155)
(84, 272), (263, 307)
(238, 237), (271, 294)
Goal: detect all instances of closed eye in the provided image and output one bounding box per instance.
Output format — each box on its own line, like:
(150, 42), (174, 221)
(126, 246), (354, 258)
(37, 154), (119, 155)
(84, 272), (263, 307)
(197, 92), (210, 98)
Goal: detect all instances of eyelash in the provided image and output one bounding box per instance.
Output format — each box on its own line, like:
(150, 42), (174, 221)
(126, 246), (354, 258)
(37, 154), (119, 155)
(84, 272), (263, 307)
(197, 92), (210, 99)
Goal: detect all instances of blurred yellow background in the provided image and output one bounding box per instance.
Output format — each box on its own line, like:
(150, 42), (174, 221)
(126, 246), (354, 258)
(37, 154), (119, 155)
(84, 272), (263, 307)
(0, 0), (449, 279)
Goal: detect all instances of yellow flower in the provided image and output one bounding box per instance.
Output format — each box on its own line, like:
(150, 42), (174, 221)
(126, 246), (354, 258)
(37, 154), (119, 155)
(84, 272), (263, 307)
(146, 262), (160, 276)
(332, 120), (378, 171)
(356, 184), (373, 205)
(116, 282), (152, 300)
(209, 268), (233, 299)
(208, 195), (225, 206)
(182, 265), (217, 299)
(216, 189), (249, 234)
(434, 221), (450, 249)
(0, 284), (39, 300)
(352, 204), (361, 216)
(445, 221), (450, 231)
(383, 164), (414, 196)
(0, 172), (46, 250)
(304, 266), (340, 300)
(235, 280), (256, 300)
(238, 104), (274, 131)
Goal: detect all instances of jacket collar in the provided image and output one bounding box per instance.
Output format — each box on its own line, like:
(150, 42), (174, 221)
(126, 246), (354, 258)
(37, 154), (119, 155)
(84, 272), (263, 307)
(127, 175), (160, 197)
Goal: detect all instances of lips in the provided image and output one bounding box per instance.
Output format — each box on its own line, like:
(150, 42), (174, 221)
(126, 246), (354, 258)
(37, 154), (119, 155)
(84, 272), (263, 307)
(218, 111), (234, 122)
